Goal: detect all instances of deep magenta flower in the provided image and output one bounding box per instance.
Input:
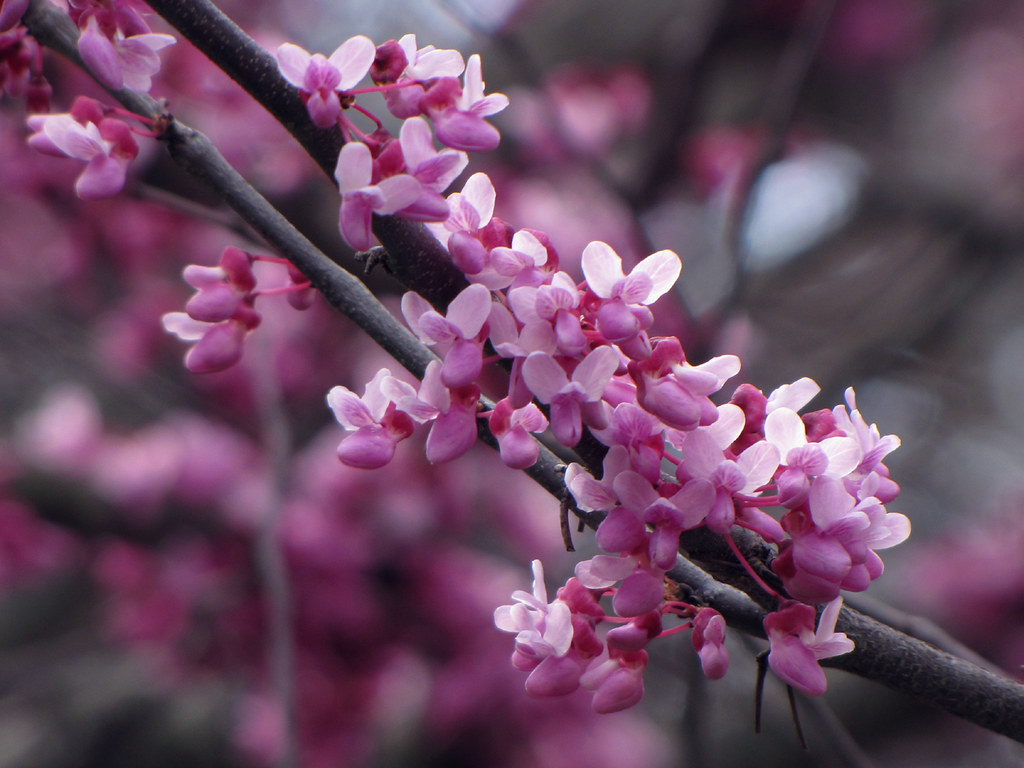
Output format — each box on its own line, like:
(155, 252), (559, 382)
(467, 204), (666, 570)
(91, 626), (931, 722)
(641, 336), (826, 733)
(486, 397), (548, 469)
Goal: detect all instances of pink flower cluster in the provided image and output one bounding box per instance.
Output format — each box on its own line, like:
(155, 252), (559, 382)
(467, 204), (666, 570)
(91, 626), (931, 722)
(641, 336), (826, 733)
(494, 560), (728, 713)
(320, 141), (909, 706)
(273, 34), (507, 250)
(162, 246), (313, 373)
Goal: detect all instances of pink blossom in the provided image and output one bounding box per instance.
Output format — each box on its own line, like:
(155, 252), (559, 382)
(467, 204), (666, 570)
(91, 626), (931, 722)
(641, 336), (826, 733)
(494, 560), (581, 695)
(508, 271), (586, 355)
(161, 309), (259, 374)
(27, 107), (139, 199)
(774, 476), (909, 601)
(396, 34), (465, 81)
(181, 246), (257, 323)
(401, 283), (491, 387)
(521, 345), (619, 446)
(675, 425), (782, 540)
(75, 12), (175, 92)
(425, 54), (509, 151)
(396, 116), (468, 219)
(275, 37), (376, 128)
(334, 141), (421, 250)
(326, 368), (416, 469)
(764, 597), (854, 695)
(384, 361), (479, 464)
(764, 406), (862, 507)
(629, 337), (739, 431)
(575, 554), (664, 617)
(486, 397), (548, 469)
(580, 647), (647, 713)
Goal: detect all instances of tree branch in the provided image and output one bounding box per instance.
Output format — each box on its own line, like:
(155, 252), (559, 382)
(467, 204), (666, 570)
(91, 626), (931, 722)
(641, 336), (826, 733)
(141, 0), (470, 310)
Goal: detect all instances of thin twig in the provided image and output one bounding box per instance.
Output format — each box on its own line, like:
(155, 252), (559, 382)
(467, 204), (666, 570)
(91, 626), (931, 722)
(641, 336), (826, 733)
(250, 339), (298, 768)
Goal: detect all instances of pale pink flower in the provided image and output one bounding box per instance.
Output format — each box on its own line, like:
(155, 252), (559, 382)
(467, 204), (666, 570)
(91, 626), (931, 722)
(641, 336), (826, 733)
(76, 14), (175, 92)
(397, 116), (468, 219)
(426, 54), (509, 151)
(401, 283), (491, 387)
(495, 560), (581, 696)
(521, 346), (619, 447)
(396, 34), (465, 81)
(764, 406), (862, 507)
(27, 109), (138, 199)
(275, 37), (375, 128)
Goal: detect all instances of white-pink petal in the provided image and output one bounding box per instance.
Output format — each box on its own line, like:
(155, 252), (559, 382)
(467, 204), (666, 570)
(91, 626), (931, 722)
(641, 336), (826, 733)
(276, 43), (313, 88)
(326, 386), (377, 430)
(446, 283), (492, 338)
(329, 35), (376, 91)
(631, 249), (681, 303)
(764, 408), (807, 456)
(572, 345), (619, 399)
(767, 377), (821, 413)
(335, 141), (372, 192)
(581, 240), (625, 299)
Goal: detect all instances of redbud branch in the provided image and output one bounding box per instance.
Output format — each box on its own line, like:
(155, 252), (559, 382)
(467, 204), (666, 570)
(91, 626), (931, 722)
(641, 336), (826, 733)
(22, 0), (1024, 745)
(249, 342), (298, 768)
(140, 0), (471, 311)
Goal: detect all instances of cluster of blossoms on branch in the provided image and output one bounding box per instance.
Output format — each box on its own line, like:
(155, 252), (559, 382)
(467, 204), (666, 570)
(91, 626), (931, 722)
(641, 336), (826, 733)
(292, 39), (911, 711)
(8, 0), (912, 718)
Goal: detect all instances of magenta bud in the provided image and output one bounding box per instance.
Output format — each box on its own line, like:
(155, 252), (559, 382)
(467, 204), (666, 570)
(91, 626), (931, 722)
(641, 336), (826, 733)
(370, 40), (408, 84)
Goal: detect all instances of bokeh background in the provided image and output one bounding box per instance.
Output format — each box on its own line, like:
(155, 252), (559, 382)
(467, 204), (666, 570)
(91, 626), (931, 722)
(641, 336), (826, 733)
(3, 0), (1024, 765)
